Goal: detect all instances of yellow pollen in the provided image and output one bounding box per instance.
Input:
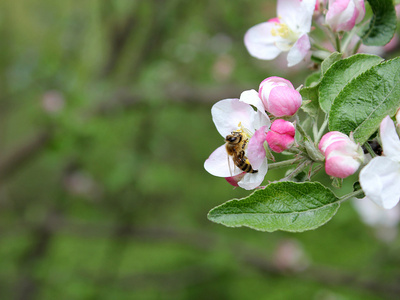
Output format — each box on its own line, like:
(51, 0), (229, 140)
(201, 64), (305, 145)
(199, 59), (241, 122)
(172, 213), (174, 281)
(235, 122), (252, 139)
(271, 23), (290, 39)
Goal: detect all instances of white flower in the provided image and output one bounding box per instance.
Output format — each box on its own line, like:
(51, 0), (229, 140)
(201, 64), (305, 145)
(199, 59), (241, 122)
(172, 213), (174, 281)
(244, 0), (316, 67)
(359, 116), (400, 209)
(204, 99), (270, 190)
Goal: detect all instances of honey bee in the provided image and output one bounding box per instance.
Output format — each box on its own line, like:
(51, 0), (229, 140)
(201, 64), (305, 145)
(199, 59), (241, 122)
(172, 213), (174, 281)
(225, 130), (258, 174)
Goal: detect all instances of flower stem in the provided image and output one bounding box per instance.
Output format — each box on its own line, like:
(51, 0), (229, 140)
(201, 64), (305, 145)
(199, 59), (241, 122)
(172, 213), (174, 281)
(316, 117), (329, 143)
(335, 34), (341, 53)
(311, 41), (331, 52)
(363, 142), (377, 158)
(309, 163), (324, 179)
(341, 28), (357, 54)
(281, 159), (311, 181)
(351, 39), (362, 55)
(296, 116), (312, 140)
(338, 189), (364, 203)
(268, 158), (301, 170)
(312, 110), (320, 140)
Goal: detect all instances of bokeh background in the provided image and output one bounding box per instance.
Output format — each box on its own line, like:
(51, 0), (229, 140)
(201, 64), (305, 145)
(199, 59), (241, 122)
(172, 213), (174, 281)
(1, 1), (400, 299)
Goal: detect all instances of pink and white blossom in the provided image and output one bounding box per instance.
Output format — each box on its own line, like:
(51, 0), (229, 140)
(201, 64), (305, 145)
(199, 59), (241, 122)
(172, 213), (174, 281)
(326, 0), (365, 32)
(360, 116), (400, 209)
(266, 119), (296, 153)
(239, 77), (302, 118)
(244, 0), (316, 67)
(319, 131), (364, 178)
(204, 99), (270, 190)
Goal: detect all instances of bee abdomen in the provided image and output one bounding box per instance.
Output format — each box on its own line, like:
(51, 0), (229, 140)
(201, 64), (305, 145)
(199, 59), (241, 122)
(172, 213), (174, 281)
(235, 157), (258, 173)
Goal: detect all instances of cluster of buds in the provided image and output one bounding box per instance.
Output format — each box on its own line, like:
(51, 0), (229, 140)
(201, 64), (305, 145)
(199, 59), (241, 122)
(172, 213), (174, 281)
(205, 70), (370, 190)
(257, 77), (300, 153)
(204, 76), (302, 189)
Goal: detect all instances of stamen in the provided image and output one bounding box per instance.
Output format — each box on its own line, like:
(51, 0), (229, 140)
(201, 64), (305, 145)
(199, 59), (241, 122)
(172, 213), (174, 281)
(271, 23), (290, 39)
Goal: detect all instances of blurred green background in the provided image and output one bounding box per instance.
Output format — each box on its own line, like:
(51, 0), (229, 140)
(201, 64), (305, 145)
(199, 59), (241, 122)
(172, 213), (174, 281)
(1, 0), (400, 299)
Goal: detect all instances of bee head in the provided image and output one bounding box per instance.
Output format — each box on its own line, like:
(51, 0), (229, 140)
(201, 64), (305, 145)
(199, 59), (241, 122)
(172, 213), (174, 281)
(225, 132), (242, 144)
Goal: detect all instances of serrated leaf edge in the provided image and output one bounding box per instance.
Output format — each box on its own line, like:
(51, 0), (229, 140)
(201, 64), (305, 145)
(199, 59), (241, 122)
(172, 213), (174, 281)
(207, 182), (341, 232)
(320, 54), (383, 114)
(328, 57), (400, 142)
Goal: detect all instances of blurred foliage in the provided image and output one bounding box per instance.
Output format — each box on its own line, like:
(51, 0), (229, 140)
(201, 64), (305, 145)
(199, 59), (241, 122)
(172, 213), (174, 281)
(0, 0), (400, 299)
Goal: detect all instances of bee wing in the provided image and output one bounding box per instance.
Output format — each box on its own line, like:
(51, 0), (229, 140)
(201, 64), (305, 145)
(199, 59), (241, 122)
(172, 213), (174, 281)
(227, 154), (236, 177)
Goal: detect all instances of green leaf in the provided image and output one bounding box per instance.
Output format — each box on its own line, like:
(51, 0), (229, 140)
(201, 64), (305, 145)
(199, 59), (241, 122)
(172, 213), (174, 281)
(304, 71), (321, 87)
(360, 0), (397, 46)
(353, 182), (365, 199)
(207, 182), (340, 232)
(329, 57), (400, 144)
(319, 54), (383, 114)
(321, 52), (342, 75)
(300, 85), (320, 117)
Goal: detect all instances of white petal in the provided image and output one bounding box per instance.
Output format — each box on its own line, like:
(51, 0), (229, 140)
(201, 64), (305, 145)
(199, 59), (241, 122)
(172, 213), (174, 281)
(244, 22), (283, 60)
(211, 99), (255, 137)
(251, 109), (271, 133)
(359, 156), (400, 209)
(380, 116), (400, 161)
(240, 89), (268, 118)
(204, 145), (242, 177)
(278, 0), (315, 33)
(238, 158), (268, 190)
(287, 34), (310, 67)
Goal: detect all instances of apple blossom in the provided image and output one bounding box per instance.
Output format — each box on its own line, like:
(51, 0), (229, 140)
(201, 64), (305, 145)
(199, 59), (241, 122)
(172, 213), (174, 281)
(204, 98), (270, 190)
(360, 116), (400, 209)
(326, 0), (365, 32)
(319, 131), (364, 178)
(266, 119), (296, 153)
(258, 77), (302, 117)
(244, 0), (316, 67)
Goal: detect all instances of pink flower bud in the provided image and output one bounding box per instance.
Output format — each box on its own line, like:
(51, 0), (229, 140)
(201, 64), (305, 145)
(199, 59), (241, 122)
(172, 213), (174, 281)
(319, 131), (364, 178)
(259, 77), (302, 117)
(326, 0), (365, 32)
(266, 119), (296, 153)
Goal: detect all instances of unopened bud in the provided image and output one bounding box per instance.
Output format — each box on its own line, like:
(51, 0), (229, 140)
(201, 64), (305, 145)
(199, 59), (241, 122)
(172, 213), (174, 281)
(266, 119), (295, 153)
(259, 77), (302, 117)
(319, 131), (364, 178)
(326, 0), (365, 32)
